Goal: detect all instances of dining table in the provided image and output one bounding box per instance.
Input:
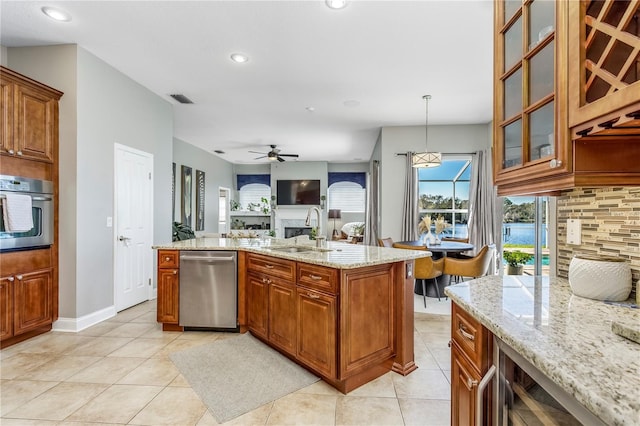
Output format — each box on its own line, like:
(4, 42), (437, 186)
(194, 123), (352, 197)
(395, 240), (475, 297)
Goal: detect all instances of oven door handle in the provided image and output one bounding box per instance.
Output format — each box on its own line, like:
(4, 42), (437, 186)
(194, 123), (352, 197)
(0, 194), (52, 201)
(476, 364), (496, 424)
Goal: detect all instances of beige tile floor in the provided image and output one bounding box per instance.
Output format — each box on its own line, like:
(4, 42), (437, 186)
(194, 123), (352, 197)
(1, 299), (452, 425)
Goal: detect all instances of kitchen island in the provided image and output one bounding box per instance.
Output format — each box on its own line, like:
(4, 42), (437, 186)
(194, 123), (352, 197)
(445, 275), (640, 426)
(153, 237), (429, 393)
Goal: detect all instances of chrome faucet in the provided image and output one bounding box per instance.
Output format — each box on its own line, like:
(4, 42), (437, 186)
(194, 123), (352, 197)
(305, 206), (326, 248)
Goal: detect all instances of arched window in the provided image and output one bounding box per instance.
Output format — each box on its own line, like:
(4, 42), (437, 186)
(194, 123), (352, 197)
(238, 183), (270, 210)
(328, 181), (365, 213)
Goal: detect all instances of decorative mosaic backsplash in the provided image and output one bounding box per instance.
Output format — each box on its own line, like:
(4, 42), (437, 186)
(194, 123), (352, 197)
(557, 187), (639, 301)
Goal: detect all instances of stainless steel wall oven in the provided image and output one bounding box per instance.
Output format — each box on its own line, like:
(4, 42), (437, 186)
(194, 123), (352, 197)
(0, 175), (54, 252)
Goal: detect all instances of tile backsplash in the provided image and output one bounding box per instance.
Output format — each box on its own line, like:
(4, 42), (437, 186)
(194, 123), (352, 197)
(557, 187), (639, 302)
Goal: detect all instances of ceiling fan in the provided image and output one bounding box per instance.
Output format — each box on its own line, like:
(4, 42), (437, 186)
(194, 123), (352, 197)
(249, 144), (299, 162)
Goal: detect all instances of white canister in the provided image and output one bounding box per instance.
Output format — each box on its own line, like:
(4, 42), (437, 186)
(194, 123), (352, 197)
(568, 255), (632, 301)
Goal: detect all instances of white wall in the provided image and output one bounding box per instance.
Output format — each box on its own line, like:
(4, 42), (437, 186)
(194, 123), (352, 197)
(8, 45), (173, 319)
(8, 45), (80, 318)
(0, 45), (8, 66)
(379, 123), (491, 241)
(173, 138), (234, 233)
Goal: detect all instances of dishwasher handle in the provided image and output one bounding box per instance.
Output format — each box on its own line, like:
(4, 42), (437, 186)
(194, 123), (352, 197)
(180, 255), (236, 262)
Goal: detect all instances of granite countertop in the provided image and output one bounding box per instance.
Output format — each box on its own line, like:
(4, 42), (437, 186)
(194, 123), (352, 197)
(153, 237), (429, 269)
(444, 275), (640, 426)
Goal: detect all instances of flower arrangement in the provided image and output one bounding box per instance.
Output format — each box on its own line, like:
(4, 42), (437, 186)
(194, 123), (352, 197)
(418, 216), (431, 234)
(434, 215), (451, 235)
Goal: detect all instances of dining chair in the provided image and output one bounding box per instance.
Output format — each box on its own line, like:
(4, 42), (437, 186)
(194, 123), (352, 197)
(443, 244), (495, 282)
(393, 243), (444, 305)
(377, 237), (394, 247)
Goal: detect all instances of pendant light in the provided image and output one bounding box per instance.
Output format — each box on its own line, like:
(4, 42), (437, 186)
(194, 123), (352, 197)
(412, 95), (442, 168)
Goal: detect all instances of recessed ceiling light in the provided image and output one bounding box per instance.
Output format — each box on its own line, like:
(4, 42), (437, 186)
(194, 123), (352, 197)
(41, 6), (72, 22)
(326, 0), (348, 10)
(305, 106), (315, 112)
(230, 53), (249, 63)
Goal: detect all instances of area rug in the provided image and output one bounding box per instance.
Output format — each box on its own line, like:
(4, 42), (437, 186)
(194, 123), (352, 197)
(169, 333), (319, 423)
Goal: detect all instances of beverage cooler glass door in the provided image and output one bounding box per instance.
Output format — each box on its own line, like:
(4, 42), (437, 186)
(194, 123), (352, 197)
(495, 338), (605, 425)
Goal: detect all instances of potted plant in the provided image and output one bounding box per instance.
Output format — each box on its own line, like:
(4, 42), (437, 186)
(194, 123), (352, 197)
(503, 250), (533, 275)
(260, 197), (271, 214)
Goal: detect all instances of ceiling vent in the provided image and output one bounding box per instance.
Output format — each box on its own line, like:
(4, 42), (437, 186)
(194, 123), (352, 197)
(169, 94), (194, 104)
(214, 150), (225, 154)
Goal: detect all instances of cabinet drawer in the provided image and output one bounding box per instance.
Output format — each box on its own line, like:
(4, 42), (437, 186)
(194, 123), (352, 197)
(452, 302), (490, 372)
(247, 253), (295, 281)
(158, 250), (179, 269)
(297, 263), (338, 294)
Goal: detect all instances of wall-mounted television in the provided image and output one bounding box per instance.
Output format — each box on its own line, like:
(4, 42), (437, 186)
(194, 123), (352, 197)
(276, 179), (321, 206)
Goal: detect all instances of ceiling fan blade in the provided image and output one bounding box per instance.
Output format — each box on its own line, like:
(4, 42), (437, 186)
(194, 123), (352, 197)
(277, 156), (285, 162)
(253, 155), (267, 160)
(248, 150), (266, 154)
(278, 153), (299, 158)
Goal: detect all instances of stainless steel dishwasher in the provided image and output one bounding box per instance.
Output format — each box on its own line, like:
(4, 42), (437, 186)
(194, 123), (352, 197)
(179, 251), (238, 330)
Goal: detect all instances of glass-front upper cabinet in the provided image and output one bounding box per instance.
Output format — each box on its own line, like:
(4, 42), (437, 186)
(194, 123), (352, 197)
(494, 0), (569, 193)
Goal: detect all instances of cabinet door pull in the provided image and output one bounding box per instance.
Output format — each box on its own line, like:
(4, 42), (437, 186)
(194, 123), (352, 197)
(8, 149), (14, 154)
(173, 270), (177, 275)
(466, 377), (478, 389)
(17, 151), (23, 156)
(307, 292), (320, 299)
(265, 264), (275, 269)
(262, 278), (269, 283)
(309, 274), (322, 281)
(16, 275), (23, 280)
(7, 276), (14, 282)
(476, 365), (496, 423)
(165, 257), (171, 262)
(459, 324), (475, 341)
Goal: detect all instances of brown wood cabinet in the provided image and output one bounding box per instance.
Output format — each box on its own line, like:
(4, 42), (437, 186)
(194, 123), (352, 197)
(568, 1), (640, 134)
(0, 275), (14, 340)
(13, 269), (53, 334)
(156, 250), (180, 329)
(297, 287), (337, 378)
(269, 280), (297, 356)
(0, 266), (53, 345)
(244, 253), (404, 394)
(450, 302), (493, 426)
(493, 1), (640, 196)
(246, 271), (269, 340)
(157, 249), (415, 394)
(0, 67), (60, 163)
(0, 67), (61, 348)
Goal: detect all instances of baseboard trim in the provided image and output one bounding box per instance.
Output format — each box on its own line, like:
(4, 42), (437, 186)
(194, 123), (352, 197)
(53, 305), (117, 333)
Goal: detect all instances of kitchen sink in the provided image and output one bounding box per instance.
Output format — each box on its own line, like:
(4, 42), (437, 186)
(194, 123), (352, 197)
(269, 246), (332, 253)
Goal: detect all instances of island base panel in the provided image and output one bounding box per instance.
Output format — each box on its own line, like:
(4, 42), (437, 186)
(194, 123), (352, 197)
(162, 323), (184, 332)
(0, 324), (52, 349)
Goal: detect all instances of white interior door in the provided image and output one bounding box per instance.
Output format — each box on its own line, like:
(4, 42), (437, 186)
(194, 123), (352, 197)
(114, 144), (153, 312)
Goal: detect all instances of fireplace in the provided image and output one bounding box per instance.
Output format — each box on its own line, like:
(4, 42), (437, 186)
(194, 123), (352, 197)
(284, 227), (312, 238)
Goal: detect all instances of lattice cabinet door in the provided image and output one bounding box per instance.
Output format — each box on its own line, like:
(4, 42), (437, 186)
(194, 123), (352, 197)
(568, 0), (640, 135)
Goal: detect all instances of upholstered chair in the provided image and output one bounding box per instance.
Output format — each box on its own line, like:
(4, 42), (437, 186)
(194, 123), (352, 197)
(393, 243), (444, 306)
(377, 238), (394, 247)
(443, 244), (495, 282)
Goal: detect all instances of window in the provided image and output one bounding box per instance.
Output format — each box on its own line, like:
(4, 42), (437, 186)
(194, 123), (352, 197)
(418, 158), (471, 238)
(327, 172), (366, 213)
(502, 196), (550, 276)
(238, 183), (270, 211)
(328, 181), (365, 212)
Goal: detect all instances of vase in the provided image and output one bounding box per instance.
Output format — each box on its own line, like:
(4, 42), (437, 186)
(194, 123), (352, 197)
(568, 255), (631, 301)
(507, 264), (524, 275)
